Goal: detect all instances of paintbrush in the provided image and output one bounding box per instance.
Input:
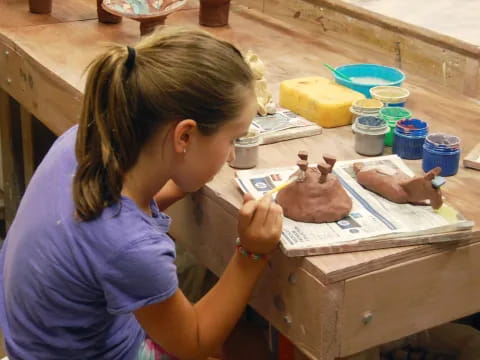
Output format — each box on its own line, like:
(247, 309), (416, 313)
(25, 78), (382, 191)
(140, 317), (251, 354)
(263, 175), (299, 197)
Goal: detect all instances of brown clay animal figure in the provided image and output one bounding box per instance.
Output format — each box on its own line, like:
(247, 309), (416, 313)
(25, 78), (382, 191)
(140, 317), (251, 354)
(276, 151), (352, 223)
(353, 163), (444, 209)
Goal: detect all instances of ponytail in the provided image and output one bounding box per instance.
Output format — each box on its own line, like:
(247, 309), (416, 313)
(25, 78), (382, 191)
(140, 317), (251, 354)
(73, 27), (254, 221)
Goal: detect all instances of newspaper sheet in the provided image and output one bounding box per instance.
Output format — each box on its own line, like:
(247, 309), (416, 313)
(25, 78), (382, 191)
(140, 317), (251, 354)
(252, 108), (322, 145)
(235, 155), (474, 256)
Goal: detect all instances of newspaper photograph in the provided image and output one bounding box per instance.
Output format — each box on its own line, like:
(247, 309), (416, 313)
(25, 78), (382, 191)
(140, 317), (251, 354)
(235, 155), (474, 256)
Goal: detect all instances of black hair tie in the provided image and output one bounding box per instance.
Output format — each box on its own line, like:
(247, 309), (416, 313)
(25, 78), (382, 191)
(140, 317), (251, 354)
(125, 46), (136, 74)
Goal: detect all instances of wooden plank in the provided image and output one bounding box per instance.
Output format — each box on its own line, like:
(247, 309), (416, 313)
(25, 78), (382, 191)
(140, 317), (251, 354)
(0, 38), (81, 135)
(0, 89), (25, 229)
(166, 190), (343, 360)
(346, 0), (480, 47)
(339, 242), (480, 356)
(463, 57), (480, 98)
(20, 107), (34, 185)
(463, 142), (480, 171)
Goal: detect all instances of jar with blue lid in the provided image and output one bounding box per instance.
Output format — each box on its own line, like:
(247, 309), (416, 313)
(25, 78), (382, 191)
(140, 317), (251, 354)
(393, 118), (428, 160)
(422, 133), (461, 176)
(352, 116), (389, 156)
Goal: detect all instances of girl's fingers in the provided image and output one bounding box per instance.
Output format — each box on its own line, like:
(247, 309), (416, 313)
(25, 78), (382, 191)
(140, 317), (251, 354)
(250, 195), (273, 230)
(263, 203), (282, 232)
(238, 198), (259, 231)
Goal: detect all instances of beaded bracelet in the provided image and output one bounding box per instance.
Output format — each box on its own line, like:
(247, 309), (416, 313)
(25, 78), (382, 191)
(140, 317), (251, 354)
(235, 238), (269, 261)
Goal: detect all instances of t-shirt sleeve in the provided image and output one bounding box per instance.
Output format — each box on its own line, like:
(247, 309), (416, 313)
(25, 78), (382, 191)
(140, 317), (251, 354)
(99, 234), (178, 315)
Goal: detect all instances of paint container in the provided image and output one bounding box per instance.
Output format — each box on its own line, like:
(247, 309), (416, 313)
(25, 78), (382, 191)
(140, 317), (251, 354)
(422, 133), (461, 176)
(352, 116), (389, 156)
(370, 86), (410, 107)
(379, 107), (412, 146)
(350, 98), (384, 122)
(229, 130), (261, 169)
(334, 64), (405, 98)
(393, 119), (428, 160)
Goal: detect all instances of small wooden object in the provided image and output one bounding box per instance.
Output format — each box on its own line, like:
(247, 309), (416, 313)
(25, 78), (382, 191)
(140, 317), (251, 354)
(463, 141), (480, 170)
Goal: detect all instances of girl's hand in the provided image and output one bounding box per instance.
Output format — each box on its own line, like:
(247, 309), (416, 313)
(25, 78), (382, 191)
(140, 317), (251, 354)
(237, 193), (283, 255)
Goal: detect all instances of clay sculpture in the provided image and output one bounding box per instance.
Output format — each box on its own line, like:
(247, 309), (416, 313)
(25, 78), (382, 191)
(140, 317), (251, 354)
(353, 163), (444, 209)
(276, 151), (352, 223)
(199, 0), (231, 27)
(244, 50), (276, 116)
(101, 0), (187, 35)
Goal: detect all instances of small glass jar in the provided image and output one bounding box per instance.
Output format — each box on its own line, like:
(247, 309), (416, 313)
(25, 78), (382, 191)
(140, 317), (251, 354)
(229, 131), (261, 169)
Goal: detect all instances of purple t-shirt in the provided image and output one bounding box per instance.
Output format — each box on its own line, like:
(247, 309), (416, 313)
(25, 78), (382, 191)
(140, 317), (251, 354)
(0, 125), (178, 359)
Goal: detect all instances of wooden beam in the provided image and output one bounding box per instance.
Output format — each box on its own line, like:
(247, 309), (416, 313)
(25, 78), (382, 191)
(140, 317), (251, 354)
(20, 107), (35, 185)
(0, 89), (25, 229)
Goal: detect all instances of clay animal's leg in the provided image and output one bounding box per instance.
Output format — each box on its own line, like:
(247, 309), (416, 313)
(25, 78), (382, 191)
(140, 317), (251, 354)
(298, 150), (308, 161)
(297, 160), (308, 182)
(288, 151), (308, 180)
(323, 154), (336, 172)
(317, 162), (331, 184)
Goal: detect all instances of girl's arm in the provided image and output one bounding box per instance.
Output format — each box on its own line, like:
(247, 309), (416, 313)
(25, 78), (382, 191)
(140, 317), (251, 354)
(134, 194), (282, 360)
(154, 179), (188, 211)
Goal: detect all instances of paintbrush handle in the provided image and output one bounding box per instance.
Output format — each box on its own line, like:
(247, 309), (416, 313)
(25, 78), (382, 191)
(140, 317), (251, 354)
(264, 176), (298, 196)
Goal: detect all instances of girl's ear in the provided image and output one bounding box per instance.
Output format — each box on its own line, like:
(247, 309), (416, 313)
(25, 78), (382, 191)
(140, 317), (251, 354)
(172, 119), (197, 154)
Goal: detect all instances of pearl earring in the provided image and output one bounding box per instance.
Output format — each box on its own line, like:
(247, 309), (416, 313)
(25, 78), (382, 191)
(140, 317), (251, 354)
(183, 148), (187, 153)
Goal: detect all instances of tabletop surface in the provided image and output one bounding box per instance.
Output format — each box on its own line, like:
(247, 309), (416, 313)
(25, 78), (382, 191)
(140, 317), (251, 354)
(1, 1), (479, 283)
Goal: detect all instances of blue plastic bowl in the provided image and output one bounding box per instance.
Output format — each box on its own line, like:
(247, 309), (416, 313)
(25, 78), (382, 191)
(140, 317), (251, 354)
(335, 64), (406, 98)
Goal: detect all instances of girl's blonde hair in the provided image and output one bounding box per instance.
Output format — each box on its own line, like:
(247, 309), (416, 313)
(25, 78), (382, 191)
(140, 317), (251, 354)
(73, 27), (254, 221)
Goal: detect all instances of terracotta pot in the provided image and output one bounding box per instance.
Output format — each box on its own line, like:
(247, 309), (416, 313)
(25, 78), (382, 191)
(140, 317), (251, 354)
(139, 17), (167, 36)
(199, 0), (231, 27)
(97, 0), (122, 24)
(28, 0), (52, 14)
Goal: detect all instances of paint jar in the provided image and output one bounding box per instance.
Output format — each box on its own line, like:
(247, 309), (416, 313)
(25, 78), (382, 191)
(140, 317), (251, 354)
(352, 116), (389, 156)
(229, 130), (261, 169)
(422, 133), (461, 176)
(393, 119), (428, 160)
(370, 86), (410, 107)
(350, 98), (384, 122)
(379, 107), (412, 146)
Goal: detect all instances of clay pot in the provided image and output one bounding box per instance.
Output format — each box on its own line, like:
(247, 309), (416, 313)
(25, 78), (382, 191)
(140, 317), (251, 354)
(199, 0), (231, 27)
(139, 17), (167, 36)
(97, 0), (122, 24)
(29, 0), (52, 14)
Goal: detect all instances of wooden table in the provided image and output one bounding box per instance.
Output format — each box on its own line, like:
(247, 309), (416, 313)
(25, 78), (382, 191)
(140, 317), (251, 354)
(0, 0), (98, 227)
(1, 2), (480, 358)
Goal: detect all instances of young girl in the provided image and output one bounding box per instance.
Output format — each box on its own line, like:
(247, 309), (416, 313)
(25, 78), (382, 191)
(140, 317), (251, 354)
(0, 27), (283, 359)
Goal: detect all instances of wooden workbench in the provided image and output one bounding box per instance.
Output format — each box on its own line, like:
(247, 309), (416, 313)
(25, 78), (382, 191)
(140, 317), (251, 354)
(1, 1), (480, 358)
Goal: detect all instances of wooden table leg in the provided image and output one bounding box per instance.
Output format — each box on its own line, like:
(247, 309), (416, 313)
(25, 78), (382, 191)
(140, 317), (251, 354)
(0, 89), (25, 230)
(21, 107), (35, 186)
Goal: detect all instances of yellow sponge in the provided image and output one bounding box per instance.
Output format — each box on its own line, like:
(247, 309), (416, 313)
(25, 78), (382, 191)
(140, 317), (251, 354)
(279, 77), (365, 128)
